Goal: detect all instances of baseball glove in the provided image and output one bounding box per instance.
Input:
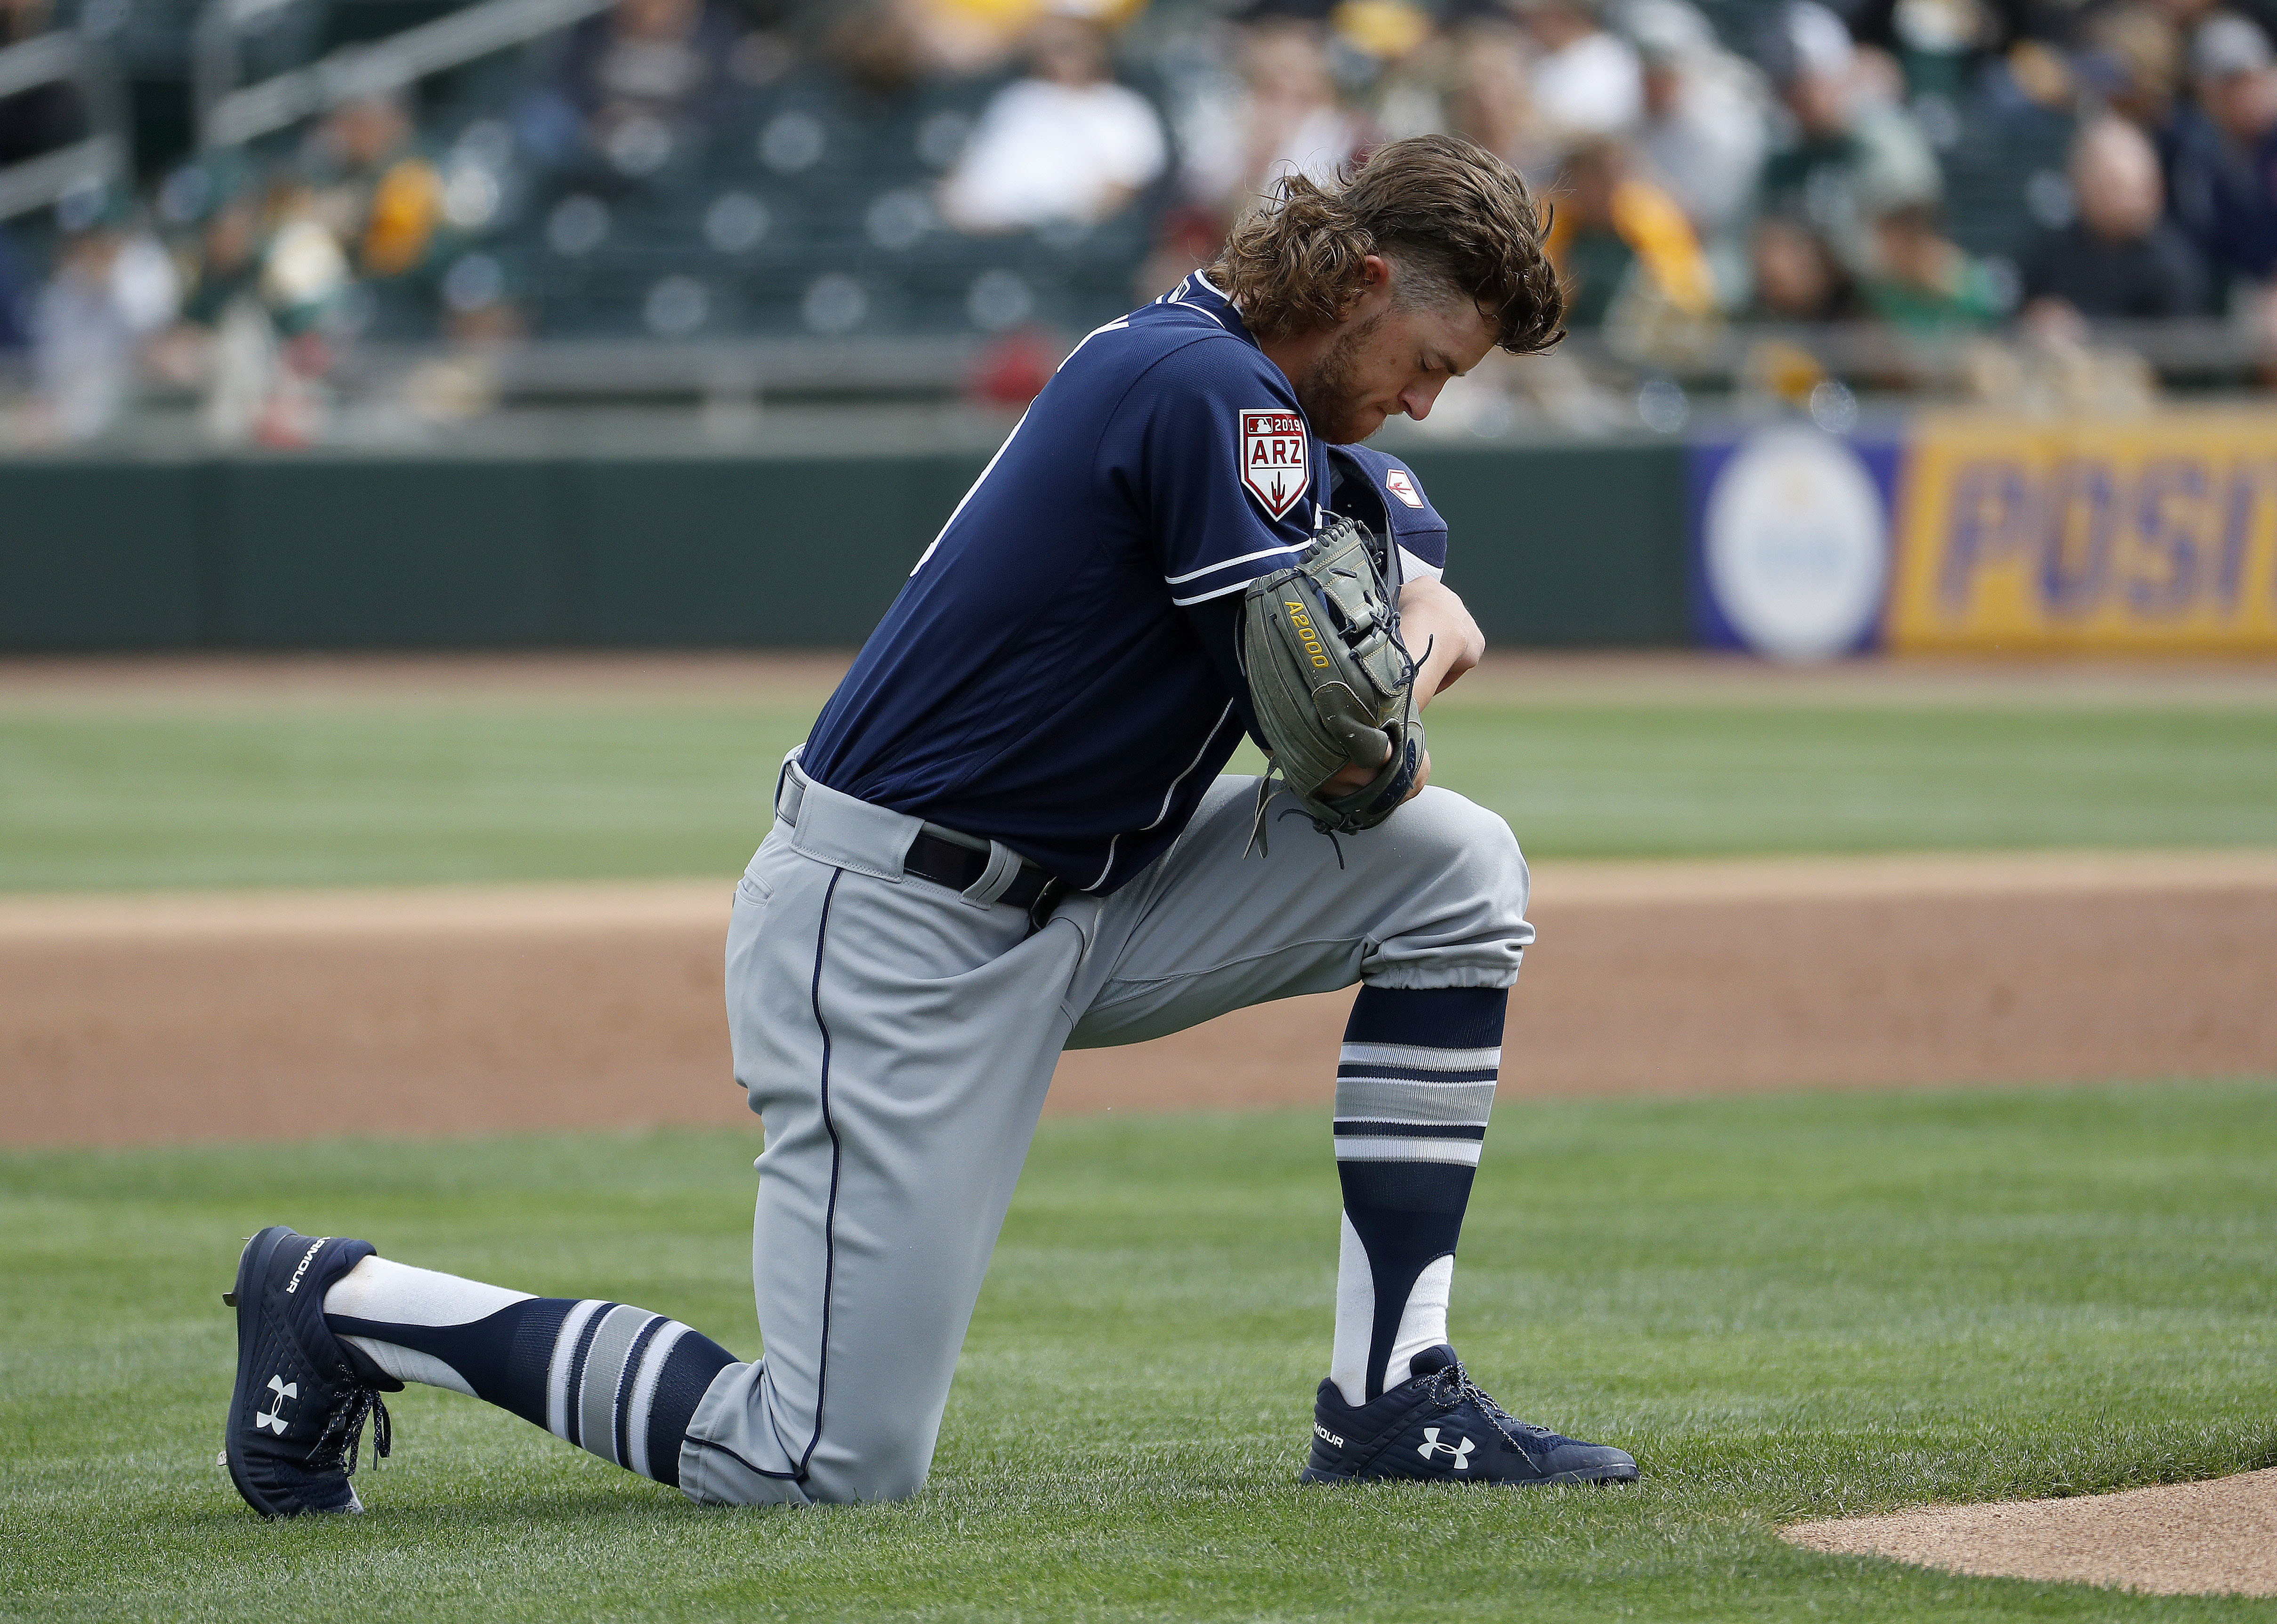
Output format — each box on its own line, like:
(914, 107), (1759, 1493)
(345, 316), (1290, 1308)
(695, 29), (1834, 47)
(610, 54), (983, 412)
(1238, 515), (1425, 840)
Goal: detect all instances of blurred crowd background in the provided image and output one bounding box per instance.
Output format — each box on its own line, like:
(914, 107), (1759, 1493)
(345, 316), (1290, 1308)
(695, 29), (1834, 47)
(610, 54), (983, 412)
(3, 0), (2275, 444)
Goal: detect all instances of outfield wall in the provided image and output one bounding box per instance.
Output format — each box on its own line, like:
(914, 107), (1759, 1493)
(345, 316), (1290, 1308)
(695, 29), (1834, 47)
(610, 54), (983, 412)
(12, 406), (2277, 655)
(0, 439), (1688, 652)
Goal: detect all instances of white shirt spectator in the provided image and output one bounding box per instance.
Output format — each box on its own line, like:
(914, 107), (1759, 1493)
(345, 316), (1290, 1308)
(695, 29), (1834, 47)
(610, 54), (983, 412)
(1256, 105), (1366, 190)
(941, 76), (1167, 232)
(1532, 28), (1643, 140)
(1176, 20), (1365, 216)
(1637, 56), (1767, 237)
(33, 228), (179, 442)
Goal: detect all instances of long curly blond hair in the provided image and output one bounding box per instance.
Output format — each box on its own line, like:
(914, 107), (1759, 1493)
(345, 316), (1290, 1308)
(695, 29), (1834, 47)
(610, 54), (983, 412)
(1215, 135), (1564, 354)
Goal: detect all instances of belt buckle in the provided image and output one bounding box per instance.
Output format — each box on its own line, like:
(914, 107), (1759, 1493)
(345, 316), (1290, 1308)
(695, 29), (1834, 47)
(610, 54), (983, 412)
(1026, 876), (1067, 934)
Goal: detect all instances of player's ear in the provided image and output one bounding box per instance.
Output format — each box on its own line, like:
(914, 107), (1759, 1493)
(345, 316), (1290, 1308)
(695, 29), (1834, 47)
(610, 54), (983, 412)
(1330, 255), (1390, 326)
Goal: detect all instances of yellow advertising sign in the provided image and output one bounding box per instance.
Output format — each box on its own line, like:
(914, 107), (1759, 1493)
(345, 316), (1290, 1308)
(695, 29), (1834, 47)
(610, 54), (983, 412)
(1888, 410), (2277, 651)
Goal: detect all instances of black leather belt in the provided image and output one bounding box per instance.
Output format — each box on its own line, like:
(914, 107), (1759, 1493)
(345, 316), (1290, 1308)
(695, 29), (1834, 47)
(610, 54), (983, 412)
(777, 760), (1066, 926)
(904, 828), (1063, 917)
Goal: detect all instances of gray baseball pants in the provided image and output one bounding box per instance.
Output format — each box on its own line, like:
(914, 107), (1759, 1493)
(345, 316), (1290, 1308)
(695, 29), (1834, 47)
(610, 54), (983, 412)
(678, 757), (1532, 1505)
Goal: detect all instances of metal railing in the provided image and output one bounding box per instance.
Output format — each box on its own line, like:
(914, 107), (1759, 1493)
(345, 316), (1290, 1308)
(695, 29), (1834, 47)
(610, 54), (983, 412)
(323, 334), (990, 405)
(0, 29), (128, 221)
(315, 324), (2256, 409)
(195, 0), (614, 147)
(1559, 319), (2259, 389)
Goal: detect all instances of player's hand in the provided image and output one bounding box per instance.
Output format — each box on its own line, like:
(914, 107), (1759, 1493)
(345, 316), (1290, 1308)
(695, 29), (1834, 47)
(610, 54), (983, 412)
(1397, 579), (1485, 707)
(1312, 577), (1473, 804)
(1324, 748), (1430, 803)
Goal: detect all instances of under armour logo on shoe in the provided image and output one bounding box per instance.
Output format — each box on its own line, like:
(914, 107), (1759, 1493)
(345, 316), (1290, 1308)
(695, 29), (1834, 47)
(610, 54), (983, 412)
(1418, 1426), (1473, 1469)
(255, 1375), (297, 1433)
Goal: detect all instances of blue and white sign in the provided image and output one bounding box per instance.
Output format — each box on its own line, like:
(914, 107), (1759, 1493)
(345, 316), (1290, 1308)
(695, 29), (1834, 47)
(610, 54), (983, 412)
(1692, 427), (1898, 660)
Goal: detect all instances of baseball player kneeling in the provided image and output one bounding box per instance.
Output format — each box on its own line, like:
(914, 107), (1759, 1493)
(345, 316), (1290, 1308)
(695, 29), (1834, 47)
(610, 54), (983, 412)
(219, 134), (1638, 1517)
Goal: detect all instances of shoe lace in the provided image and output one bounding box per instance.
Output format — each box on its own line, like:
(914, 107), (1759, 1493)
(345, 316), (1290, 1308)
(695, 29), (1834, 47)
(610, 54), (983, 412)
(1427, 1356), (1552, 1450)
(308, 1385), (392, 1479)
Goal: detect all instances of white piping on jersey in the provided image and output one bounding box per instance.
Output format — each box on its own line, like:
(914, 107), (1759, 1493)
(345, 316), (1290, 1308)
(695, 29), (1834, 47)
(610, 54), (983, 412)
(910, 317), (1135, 579)
(910, 405), (1033, 577)
(1064, 316), (1132, 364)
(1088, 698), (1235, 892)
(1172, 572), (1287, 608)
(1159, 272), (1236, 330)
(1188, 290), (1235, 330)
(1162, 543), (1304, 587)
(1397, 544), (1444, 585)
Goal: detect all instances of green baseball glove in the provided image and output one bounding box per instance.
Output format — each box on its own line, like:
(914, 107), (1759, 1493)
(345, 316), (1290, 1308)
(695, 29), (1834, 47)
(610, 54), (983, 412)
(1238, 515), (1425, 839)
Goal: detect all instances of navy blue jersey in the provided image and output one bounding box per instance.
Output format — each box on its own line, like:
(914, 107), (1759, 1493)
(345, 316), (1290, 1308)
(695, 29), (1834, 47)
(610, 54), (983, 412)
(803, 273), (1443, 893)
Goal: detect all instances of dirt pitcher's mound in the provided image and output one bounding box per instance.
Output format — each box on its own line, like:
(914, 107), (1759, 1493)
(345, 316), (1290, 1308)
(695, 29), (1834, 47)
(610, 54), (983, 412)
(1783, 1469), (2277, 1596)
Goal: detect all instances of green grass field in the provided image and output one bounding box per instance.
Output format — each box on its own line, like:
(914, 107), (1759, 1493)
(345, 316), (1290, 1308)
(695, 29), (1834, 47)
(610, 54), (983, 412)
(2, 686), (2275, 889)
(5, 661), (2274, 1617)
(3, 1087), (2274, 1621)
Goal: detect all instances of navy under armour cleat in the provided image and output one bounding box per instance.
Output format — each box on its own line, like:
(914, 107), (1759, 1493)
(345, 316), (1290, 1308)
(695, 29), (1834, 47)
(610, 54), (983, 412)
(221, 1225), (402, 1517)
(1301, 1344), (1638, 1487)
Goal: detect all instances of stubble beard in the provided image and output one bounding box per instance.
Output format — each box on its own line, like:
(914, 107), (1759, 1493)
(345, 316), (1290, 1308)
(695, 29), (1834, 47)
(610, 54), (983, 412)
(1292, 310), (1386, 445)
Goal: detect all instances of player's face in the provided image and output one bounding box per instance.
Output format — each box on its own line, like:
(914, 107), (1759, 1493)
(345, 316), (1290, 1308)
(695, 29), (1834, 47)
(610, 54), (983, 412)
(1293, 285), (1501, 444)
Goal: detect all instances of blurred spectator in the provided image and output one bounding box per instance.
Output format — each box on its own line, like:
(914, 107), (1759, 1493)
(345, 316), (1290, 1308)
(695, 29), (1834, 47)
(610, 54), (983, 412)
(1180, 17), (1365, 219)
(255, 181), (354, 334)
(1842, 0), (1985, 98)
(171, 163), (265, 330)
(1628, 0), (1768, 294)
(2167, 12), (2277, 289)
(1443, 19), (1548, 176)
(820, 1), (937, 97)
(207, 176), (352, 444)
(1858, 201), (2007, 329)
(1516, 0), (1642, 145)
(301, 93), (516, 339)
(940, 12), (1166, 232)
(30, 200), (179, 441)
(2020, 117), (2207, 329)
(1746, 214), (1862, 319)
(903, 0), (1147, 79)
(306, 95), (448, 281)
(1337, 0), (1443, 141)
(1545, 137), (1717, 331)
(2083, 4), (2187, 136)
(1756, 1), (1941, 274)
(524, 0), (739, 179)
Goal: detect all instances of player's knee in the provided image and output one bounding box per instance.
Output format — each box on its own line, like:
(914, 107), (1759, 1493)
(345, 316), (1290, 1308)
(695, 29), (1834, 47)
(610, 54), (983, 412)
(802, 1433), (935, 1505)
(1365, 789), (1531, 979)
(684, 1436), (931, 1508)
(1405, 788), (1529, 921)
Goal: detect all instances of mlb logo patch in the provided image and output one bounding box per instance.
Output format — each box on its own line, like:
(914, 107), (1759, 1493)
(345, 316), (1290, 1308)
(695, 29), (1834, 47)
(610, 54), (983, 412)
(1384, 467), (1425, 508)
(1240, 409), (1309, 520)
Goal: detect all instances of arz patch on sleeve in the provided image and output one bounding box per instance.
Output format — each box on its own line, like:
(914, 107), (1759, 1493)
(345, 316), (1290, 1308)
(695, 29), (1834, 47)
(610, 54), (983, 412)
(1239, 408), (1309, 520)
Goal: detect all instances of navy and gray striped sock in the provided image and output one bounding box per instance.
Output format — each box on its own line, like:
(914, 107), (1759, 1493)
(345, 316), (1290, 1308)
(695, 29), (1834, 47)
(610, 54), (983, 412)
(324, 1260), (736, 1487)
(1328, 984), (1506, 1406)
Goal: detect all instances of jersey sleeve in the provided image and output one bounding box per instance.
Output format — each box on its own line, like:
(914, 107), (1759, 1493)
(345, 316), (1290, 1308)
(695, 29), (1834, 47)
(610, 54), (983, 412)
(1328, 443), (1448, 587)
(1118, 338), (1320, 606)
